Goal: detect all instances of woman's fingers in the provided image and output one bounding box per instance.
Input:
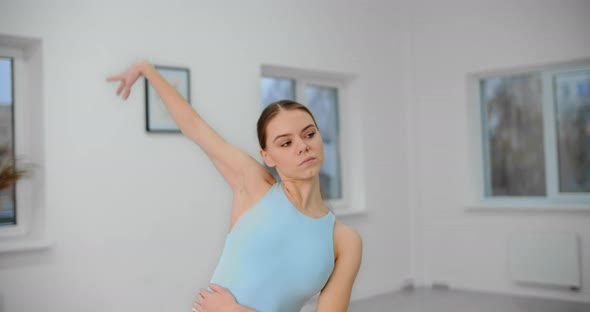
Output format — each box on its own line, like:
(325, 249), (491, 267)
(106, 74), (122, 82)
(208, 284), (226, 294)
(116, 81), (125, 96)
(107, 62), (145, 100)
(193, 293), (206, 312)
(199, 288), (210, 300)
(122, 84), (132, 100)
(107, 73), (128, 99)
(107, 71), (134, 99)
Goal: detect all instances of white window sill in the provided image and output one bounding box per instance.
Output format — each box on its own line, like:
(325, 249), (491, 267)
(0, 239), (55, 254)
(466, 204), (590, 213)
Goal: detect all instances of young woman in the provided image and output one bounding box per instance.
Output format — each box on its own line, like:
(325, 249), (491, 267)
(107, 61), (362, 312)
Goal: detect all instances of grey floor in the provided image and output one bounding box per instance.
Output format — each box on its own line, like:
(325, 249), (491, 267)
(347, 287), (590, 312)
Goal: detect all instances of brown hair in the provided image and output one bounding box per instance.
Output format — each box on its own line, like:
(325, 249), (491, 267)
(257, 100), (319, 150)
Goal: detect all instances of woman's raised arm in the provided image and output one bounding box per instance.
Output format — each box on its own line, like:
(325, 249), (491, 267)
(107, 61), (272, 190)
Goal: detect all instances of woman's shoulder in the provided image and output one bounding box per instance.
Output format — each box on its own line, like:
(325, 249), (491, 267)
(333, 220), (362, 261)
(231, 165), (275, 202)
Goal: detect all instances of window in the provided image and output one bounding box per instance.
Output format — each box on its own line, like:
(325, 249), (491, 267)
(0, 34), (50, 252)
(469, 59), (590, 209)
(0, 57), (16, 225)
(260, 65), (349, 205)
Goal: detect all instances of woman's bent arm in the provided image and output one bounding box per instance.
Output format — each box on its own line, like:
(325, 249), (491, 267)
(108, 61), (272, 190)
(316, 224), (362, 312)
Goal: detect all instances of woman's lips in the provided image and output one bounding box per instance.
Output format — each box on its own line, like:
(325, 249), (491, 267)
(299, 157), (316, 166)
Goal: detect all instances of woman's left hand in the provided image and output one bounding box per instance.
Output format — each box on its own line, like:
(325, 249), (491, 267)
(192, 284), (238, 312)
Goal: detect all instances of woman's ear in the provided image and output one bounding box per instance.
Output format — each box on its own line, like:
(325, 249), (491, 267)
(260, 149), (276, 168)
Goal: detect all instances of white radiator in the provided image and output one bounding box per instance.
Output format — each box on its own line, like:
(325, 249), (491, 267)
(508, 231), (581, 290)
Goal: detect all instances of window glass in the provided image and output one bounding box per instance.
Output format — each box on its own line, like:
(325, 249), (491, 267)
(554, 70), (590, 193)
(306, 85), (342, 200)
(0, 57), (15, 225)
(480, 74), (546, 196)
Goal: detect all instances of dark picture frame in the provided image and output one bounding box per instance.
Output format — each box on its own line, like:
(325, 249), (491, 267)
(145, 65), (191, 132)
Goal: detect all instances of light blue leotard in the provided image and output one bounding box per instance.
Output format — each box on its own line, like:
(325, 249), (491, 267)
(208, 182), (336, 312)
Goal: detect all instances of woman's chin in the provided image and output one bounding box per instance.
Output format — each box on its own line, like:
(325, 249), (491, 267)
(300, 167), (321, 180)
(283, 163), (322, 181)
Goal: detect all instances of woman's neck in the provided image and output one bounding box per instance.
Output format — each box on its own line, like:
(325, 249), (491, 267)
(280, 176), (327, 214)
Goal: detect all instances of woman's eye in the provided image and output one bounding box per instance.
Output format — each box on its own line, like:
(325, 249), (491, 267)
(281, 141), (291, 147)
(306, 132), (316, 138)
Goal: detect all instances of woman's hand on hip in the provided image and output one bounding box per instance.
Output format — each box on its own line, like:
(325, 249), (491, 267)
(192, 283), (240, 312)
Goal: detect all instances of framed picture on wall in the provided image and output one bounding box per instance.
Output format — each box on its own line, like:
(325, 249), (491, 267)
(145, 65), (191, 132)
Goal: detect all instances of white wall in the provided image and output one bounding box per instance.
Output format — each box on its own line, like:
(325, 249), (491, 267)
(406, 0), (590, 303)
(0, 0), (411, 311)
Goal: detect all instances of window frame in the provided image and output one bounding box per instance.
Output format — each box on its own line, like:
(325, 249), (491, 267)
(543, 64), (590, 205)
(0, 35), (52, 253)
(0, 54), (17, 226)
(467, 58), (590, 211)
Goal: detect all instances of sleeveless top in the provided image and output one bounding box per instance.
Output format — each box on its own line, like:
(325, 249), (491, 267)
(208, 182), (336, 312)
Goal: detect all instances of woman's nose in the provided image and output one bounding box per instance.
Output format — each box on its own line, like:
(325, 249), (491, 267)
(297, 139), (310, 154)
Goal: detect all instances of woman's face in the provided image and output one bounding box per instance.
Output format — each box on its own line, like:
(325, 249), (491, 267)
(261, 109), (324, 181)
